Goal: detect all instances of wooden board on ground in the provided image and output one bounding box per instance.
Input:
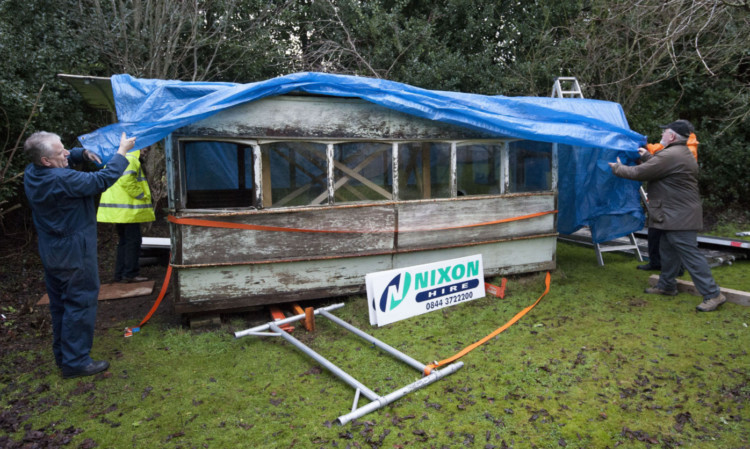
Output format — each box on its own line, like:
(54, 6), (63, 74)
(37, 281), (155, 305)
(648, 275), (750, 306)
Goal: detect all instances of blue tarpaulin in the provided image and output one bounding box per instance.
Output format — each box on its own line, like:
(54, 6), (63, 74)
(78, 72), (646, 243)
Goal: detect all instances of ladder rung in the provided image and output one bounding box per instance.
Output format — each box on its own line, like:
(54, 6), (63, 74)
(597, 245), (640, 252)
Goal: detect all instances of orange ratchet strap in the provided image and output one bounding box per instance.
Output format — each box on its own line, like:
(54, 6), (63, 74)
(423, 271), (551, 375)
(485, 278), (507, 298)
(167, 210), (556, 234)
(124, 261), (173, 337)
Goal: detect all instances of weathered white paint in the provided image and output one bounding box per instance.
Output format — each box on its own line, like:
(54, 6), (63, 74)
(178, 95), (502, 141)
(175, 236), (556, 313)
(167, 93), (559, 314)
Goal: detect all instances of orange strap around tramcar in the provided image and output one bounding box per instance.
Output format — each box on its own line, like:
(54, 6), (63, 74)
(423, 271), (551, 376)
(136, 263), (173, 328)
(167, 210), (556, 234)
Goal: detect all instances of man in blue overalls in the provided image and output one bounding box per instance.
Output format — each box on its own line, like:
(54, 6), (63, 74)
(24, 131), (136, 378)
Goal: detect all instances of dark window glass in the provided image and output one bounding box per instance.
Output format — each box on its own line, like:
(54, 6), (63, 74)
(183, 141), (253, 208)
(398, 142), (451, 200)
(509, 141), (552, 192)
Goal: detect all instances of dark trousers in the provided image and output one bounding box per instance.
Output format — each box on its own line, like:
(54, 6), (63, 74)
(41, 232), (99, 372)
(657, 230), (721, 300)
(115, 223), (142, 281)
(647, 227), (663, 268)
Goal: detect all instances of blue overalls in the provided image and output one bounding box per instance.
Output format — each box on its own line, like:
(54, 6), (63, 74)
(24, 149), (128, 373)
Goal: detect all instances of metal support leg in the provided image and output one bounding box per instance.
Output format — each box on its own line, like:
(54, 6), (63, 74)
(336, 362), (464, 425)
(268, 322), (379, 401)
(352, 389), (361, 412)
(319, 309), (426, 373)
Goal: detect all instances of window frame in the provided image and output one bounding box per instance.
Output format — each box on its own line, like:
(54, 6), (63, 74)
(173, 137), (557, 212)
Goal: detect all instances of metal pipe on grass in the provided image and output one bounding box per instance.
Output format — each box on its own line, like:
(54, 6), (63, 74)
(267, 322), (380, 402)
(336, 362), (464, 425)
(319, 309), (426, 373)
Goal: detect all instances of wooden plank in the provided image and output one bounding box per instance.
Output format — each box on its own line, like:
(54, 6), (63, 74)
(37, 281), (155, 305)
(261, 149), (272, 207)
(392, 237), (557, 276)
(177, 205), (396, 265)
(648, 275), (750, 306)
(396, 194), (555, 249)
(422, 143), (431, 199)
(173, 237), (556, 314)
(189, 314), (221, 329)
(176, 195), (556, 265)
(174, 284), (366, 314)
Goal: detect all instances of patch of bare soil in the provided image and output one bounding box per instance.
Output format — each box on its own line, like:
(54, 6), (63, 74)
(0, 210), (178, 360)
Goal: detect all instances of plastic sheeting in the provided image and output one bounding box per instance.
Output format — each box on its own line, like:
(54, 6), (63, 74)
(78, 72), (646, 243)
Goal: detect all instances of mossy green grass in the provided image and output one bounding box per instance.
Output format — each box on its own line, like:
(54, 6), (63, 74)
(2, 242), (749, 448)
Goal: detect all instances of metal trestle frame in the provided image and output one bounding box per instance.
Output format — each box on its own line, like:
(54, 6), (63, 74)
(234, 303), (463, 425)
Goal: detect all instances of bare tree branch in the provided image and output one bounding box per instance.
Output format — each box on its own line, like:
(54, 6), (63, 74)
(1, 84), (45, 182)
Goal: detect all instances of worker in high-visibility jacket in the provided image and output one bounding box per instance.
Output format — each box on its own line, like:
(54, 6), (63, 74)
(97, 149), (155, 283)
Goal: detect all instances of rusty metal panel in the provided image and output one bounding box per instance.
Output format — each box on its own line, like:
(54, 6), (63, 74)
(395, 194), (555, 250)
(177, 95), (500, 140)
(176, 204), (396, 265)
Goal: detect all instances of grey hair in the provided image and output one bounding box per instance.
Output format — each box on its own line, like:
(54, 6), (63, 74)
(24, 131), (61, 165)
(670, 130), (689, 144)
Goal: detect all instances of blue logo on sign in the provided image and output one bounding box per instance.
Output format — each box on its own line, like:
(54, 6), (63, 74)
(373, 273), (412, 312)
(415, 279), (479, 302)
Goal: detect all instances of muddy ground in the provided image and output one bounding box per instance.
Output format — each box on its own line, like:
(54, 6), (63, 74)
(0, 211), (178, 356)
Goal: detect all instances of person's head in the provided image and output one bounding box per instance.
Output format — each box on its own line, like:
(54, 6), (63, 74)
(659, 119), (693, 147)
(24, 132), (69, 168)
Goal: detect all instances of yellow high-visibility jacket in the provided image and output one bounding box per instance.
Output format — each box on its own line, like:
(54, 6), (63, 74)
(97, 150), (155, 223)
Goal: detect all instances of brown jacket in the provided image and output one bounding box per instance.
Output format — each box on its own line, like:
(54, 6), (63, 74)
(611, 143), (702, 231)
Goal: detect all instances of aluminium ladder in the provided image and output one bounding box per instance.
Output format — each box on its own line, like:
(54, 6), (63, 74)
(551, 77), (643, 266)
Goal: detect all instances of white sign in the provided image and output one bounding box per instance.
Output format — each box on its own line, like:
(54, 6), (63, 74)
(366, 254), (485, 326)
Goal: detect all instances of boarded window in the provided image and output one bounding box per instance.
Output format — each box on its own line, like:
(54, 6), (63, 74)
(183, 141), (253, 208)
(509, 141), (552, 192)
(456, 144), (503, 196)
(397, 142), (451, 200)
(262, 142), (328, 208)
(333, 142), (393, 203)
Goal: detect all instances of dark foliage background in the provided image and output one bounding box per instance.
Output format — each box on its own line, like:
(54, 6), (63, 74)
(1, 0), (748, 227)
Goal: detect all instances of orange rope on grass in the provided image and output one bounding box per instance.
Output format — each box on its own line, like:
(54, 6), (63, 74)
(423, 271), (551, 375)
